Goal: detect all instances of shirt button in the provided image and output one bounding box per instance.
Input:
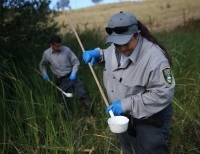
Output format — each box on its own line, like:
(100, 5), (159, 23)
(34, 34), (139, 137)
(111, 90), (114, 92)
(113, 76), (115, 79)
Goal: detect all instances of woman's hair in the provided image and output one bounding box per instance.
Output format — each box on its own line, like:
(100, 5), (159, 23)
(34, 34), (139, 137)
(136, 20), (172, 66)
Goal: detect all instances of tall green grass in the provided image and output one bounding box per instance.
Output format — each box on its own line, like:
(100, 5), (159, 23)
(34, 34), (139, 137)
(0, 59), (117, 153)
(154, 20), (200, 153)
(0, 20), (199, 153)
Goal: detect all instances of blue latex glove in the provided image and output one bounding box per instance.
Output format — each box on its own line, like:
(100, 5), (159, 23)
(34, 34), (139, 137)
(43, 74), (49, 81)
(106, 100), (123, 115)
(69, 73), (77, 81)
(82, 49), (100, 66)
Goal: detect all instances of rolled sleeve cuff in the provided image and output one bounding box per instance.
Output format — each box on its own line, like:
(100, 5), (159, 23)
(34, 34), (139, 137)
(121, 98), (132, 114)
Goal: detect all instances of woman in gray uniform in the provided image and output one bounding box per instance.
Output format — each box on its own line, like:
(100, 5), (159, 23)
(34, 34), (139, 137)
(82, 11), (175, 154)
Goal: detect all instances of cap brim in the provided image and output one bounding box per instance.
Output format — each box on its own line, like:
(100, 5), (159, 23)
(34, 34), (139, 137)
(105, 33), (133, 45)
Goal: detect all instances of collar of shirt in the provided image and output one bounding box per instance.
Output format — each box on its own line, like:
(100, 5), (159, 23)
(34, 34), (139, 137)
(49, 47), (53, 53)
(51, 47), (62, 54)
(128, 35), (143, 64)
(120, 54), (129, 66)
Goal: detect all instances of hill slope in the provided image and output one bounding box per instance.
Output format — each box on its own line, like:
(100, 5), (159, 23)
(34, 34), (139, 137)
(55, 0), (200, 33)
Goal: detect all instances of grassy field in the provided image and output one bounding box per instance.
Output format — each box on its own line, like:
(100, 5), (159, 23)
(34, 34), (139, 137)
(55, 0), (200, 34)
(0, 19), (200, 153)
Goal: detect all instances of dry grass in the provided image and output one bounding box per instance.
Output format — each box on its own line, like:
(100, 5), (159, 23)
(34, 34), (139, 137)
(55, 0), (200, 34)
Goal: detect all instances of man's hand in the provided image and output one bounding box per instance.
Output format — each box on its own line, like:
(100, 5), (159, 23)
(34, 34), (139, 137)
(106, 100), (123, 115)
(43, 74), (49, 81)
(69, 73), (77, 81)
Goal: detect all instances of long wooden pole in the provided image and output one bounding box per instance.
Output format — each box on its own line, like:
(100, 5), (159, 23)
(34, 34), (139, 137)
(65, 12), (109, 107)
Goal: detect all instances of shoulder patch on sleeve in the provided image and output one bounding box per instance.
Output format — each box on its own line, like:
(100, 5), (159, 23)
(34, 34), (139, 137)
(162, 67), (173, 85)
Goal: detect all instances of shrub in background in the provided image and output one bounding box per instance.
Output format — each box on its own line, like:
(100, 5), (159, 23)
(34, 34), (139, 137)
(0, 0), (61, 63)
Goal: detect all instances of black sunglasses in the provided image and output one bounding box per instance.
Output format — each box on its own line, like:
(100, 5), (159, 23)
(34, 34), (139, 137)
(105, 24), (137, 35)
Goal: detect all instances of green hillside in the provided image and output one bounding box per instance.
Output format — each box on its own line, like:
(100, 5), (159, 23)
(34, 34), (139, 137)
(55, 0), (200, 34)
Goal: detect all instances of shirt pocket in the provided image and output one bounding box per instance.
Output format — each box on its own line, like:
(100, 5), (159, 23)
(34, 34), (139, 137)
(114, 80), (146, 99)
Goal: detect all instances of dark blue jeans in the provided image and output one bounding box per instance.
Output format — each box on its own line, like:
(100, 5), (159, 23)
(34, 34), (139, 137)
(57, 76), (88, 107)
(118, 104), (173, 154)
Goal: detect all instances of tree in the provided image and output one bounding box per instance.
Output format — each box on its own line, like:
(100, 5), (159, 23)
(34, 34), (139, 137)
(0, 0), (61, 62)
(56, 0), (71, 10)
(92, 0), (103, 5)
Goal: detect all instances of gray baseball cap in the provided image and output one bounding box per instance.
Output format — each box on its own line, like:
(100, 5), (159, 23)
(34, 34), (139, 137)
(105, 11), (138, 45)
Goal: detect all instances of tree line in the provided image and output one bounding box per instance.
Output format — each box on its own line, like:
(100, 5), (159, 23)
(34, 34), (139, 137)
(0, 0), (61, 63)
(55, 0), (103, 10)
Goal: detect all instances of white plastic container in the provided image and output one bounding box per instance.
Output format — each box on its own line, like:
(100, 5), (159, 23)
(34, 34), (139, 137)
(107, 116), (129, 133)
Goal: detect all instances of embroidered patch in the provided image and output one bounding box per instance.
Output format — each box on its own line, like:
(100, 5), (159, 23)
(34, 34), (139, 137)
(162, 67), (173, 85)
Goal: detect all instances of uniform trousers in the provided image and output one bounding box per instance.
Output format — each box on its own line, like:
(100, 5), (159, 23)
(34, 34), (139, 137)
(118, 104), (173, 154)
(56, 76), (89, 107)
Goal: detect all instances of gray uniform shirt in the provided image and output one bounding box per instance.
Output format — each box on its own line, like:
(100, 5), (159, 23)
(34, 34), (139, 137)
(96, 36), (175, 119)
(39, 46), (80, 78)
